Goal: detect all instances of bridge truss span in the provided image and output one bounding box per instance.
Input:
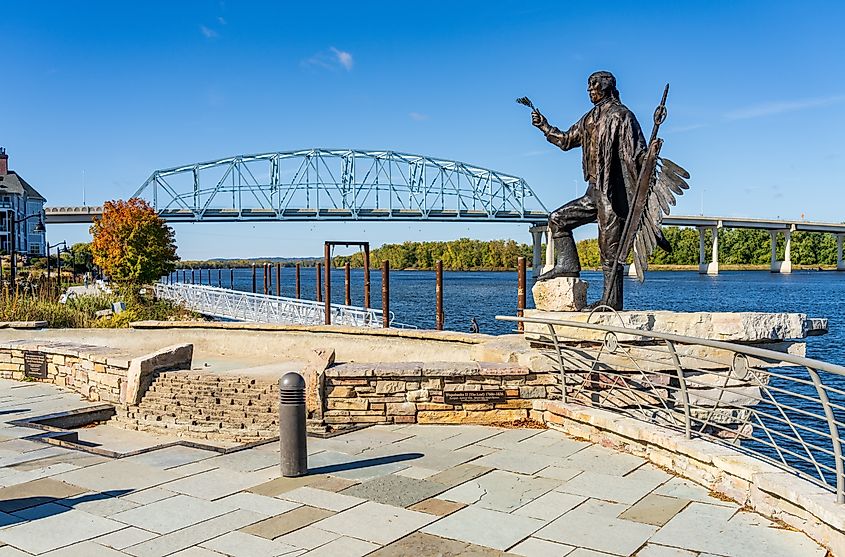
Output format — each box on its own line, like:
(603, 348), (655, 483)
(132, 149), (548, 222)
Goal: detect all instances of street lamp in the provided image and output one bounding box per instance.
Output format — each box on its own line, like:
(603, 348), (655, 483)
(8, 212), (45, 291)
(47, 241), (68, 292)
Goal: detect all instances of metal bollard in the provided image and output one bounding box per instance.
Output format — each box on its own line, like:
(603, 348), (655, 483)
(279, 372), (308, 477)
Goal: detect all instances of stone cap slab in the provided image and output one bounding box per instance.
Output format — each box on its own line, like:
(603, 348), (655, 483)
(324, 361), (530, 378)
(523, 310), (826, 343)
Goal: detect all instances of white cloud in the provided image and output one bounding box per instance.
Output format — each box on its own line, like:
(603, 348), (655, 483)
(303, 47), (354, 72)
(217, 16), (227, 25)
(724, 95), (845, 120)
(330, 47), (354, 71)
(199, 25), (218, 39)
(408, 112), (429, 121)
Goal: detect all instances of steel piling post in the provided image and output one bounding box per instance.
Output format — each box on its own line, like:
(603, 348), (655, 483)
(252, 264), (256, 294)
(295, 263), (301, 299)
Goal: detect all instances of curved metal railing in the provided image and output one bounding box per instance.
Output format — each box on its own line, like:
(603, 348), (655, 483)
(498, 314), (845, 503)
(156, 282), (393, 328)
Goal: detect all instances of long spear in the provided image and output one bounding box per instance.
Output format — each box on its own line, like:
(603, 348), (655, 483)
(600, 84), (670, 308)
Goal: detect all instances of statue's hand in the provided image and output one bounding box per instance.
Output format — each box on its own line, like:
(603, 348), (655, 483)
(531, 110), (548, 129)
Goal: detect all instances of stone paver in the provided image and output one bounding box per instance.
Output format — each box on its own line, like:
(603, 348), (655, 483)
(0, 478), (87, 513)
(0, 381), (830, 557)
(509, 537), (576, 557)
(422, 505), (544, 550)
(618, 493), (690, 527)
(200, 531), (300, 556)
(407, 497), (466, 516)
(370, 531), (514, 556)
(95, 526), (159, 549)
(439, 470), (560, 512)
(275, 525), (341, 550)
(339, 474), (446, 507)
(279, 486), (366, 512)
(110, 494), (231, 534)
(313, 501), (435, 545)
(0, 508), (125, 554)
(242, 506), (335, 540)
(534, 503), (659, 555)
(300, 536), (378, 556)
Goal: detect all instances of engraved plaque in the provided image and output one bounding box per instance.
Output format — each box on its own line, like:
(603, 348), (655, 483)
(24, 351), (47, 379)
(444, 389), (506, 405)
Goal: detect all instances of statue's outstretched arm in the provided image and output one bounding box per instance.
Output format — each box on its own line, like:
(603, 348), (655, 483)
(541, 119), (582, 152)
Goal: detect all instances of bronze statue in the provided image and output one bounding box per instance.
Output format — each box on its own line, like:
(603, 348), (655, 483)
(519, 71), (689, 310)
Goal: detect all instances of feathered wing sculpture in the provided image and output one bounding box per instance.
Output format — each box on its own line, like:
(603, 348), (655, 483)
(630, 157), (690, 282)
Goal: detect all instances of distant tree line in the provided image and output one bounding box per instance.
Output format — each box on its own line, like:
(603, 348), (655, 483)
(332, 239), (532, 271)
(178, 258), (322, 269)
(576, 227), (839, 269)
(175, 228), (840, 271)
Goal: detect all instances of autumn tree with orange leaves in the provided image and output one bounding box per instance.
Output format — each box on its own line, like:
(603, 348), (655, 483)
(90, 199), (179, 290)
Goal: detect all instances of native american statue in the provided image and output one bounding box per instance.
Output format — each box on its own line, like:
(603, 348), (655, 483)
(518, 71), (689, 310)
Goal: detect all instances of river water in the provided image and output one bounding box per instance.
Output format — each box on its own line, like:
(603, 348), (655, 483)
(180, 267), (844, 481)
(185, 267), (843, 365)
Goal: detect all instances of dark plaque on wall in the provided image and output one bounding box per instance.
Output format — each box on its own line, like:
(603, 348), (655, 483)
(444, 389), (507, 405)
(24, 351), (47, 379)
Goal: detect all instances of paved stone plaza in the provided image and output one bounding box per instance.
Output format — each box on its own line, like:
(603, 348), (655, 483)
(0, 379), (829, 556)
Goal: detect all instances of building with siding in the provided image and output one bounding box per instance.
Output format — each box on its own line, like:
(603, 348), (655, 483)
(0, 148), (46, 256)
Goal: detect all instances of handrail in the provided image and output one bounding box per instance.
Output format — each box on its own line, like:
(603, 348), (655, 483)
(157, 282), (392, 328)
(497, 313), (845, 502)
(497, 315), (845, 377)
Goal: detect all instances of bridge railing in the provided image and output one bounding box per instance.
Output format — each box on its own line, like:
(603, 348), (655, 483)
(498, 314), (845, 503)
(156, 282), (393, 328)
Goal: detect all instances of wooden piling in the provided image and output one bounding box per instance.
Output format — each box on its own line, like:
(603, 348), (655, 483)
(276, 263), (281, 297)
(363, 244), (371, 309)
(436, 260), (444, 330)
(295, 263), (301, 298)
(344, 262), (351, 306)
(229, 267), (234, 289)
(316, 262), (322, 303)
(517, 256), (526, 332)
(382, 260), (390, 328)
(324, 244), (331, 325)
(251, 264), (256, 293)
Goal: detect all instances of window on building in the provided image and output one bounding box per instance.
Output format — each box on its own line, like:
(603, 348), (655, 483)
(29, 244), (41, 255)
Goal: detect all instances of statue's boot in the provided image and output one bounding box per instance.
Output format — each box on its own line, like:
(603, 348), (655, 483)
(587, 263), (624, 311)
(537, 231), (581, 281)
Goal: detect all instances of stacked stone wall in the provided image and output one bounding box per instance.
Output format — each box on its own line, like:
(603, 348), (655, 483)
(323, 361), (558, 426)
(0, 343), (129, 403)
(112, 372), (278, 443)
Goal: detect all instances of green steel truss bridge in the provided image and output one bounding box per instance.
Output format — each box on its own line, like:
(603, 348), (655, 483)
(47, 149), (548, 223)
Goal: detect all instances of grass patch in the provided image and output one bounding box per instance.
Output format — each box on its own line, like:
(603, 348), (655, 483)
(0, 287), (198, 328)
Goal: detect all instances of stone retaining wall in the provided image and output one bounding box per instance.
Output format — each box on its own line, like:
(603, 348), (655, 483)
(533, 400), (845, 557)
(322, 361), (558, 426)
(0, 341), (192, 405)
(0, 341), (130, 403)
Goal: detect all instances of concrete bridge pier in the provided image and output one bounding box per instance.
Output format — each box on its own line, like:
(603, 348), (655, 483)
(837, 234), (845, 271)
(770, 228), (793, 273)
(529, 225), (546, 279)
(698, 226), (719, 275)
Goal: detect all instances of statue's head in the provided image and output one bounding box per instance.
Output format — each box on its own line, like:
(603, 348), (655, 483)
(588, 71), (619, 104)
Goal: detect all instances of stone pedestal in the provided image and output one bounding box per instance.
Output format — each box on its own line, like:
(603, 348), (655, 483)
(531, 277), (588, 311)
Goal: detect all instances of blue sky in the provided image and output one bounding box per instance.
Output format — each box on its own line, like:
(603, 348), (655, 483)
(3, 1), (844, 259)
